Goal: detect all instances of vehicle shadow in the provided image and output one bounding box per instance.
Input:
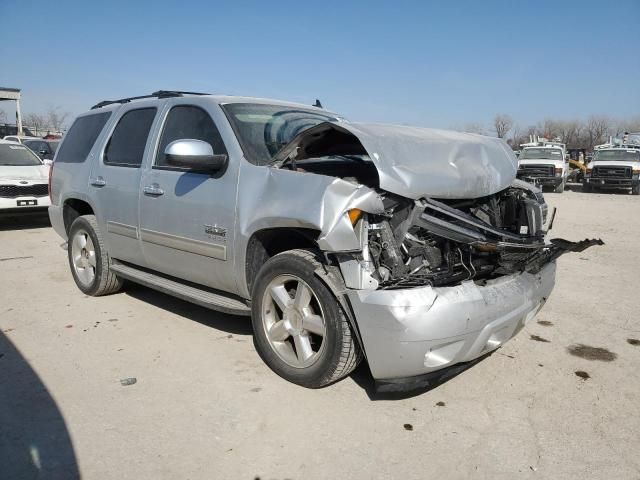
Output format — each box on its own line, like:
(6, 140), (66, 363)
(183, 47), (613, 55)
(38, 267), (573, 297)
(123, 283), (253, 336)
(0, 213), (51, 231)
(349, 351), (496, 401)
(124, 284), (497, 400)
(0, 331), (80, 479)
(122, 283), (502, 400)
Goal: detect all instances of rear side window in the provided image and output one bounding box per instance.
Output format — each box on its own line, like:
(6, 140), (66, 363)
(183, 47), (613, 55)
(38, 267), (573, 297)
(155, 105), (227, 168)
(104, 108), (156, 167)
(56, 112), (111, 163)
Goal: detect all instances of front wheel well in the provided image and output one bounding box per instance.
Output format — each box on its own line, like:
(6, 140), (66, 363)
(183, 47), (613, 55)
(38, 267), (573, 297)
(63, 199), (94, 234)
(245, 228), (320, 294)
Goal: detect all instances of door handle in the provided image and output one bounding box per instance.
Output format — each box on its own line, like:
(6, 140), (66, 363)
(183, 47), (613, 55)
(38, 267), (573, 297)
(90, 176), (106, 187)
(143, 184), (164, 196)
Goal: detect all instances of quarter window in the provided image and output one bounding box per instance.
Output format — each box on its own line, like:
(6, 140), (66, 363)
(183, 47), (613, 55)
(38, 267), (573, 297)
(155, 105), (227, 168)
(104, 108), (157, 167)
(56, 112), (111, 163)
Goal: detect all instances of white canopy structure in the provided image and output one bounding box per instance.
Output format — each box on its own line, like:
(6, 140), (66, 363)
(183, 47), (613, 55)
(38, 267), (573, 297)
(0, 87), (23, 136)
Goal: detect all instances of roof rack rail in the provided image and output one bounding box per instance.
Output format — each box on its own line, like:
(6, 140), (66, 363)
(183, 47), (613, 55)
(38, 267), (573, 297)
(90, 90), (210, 110)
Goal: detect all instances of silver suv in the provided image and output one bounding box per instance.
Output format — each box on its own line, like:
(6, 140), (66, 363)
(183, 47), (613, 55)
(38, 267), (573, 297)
(49, 91), (601, 391)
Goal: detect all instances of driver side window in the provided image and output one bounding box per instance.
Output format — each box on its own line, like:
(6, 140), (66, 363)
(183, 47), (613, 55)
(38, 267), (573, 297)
(155, 105), (227, 168)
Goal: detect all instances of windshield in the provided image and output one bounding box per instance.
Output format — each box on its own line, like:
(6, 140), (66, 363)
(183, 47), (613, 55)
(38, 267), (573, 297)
(594, 149), (640, 162)
(520, 148), (563, 160)
(0, 143), (42, 166)
(222, 103), (338, 165)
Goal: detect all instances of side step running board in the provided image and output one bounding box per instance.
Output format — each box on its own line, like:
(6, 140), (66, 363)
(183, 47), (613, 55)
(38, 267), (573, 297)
(110, 262), (251, 316)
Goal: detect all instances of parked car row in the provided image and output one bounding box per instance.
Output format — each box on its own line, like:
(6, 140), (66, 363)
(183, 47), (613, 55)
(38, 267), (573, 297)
(3, 135), (59, 161)
(515, 135), (640, 195)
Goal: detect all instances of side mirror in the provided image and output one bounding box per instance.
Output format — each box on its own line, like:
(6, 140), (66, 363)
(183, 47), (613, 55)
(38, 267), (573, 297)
(164, 139), (227, 173)
(43, 159), (53, 166)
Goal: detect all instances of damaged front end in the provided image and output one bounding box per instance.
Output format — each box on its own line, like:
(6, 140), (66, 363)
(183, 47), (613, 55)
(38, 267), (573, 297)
(351, 181), (602, 291)
(271, 119), (602, 385)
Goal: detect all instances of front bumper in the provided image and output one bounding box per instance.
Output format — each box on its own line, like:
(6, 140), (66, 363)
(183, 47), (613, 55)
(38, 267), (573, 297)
(0, 195), (50, 216)
(585, 177), (638, 189)
(347, 262), (556, 380)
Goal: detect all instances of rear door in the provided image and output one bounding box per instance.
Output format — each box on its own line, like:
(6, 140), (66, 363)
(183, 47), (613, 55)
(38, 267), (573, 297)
(89, 105), (159, 266)
(138, 101), (239, 294)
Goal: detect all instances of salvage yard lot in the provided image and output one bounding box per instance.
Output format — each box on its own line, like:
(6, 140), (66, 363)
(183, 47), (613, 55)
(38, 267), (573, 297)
(1, 190), (639, 479)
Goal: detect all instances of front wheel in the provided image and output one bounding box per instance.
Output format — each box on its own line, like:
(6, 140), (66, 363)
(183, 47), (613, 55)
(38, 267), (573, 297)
(251, 249), (362, 388)
(632, 184), (640, 196)
(555, 180), (565, 193)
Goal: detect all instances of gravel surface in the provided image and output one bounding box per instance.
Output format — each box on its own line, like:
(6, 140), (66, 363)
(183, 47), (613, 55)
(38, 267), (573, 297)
(1, 189), (638, 479)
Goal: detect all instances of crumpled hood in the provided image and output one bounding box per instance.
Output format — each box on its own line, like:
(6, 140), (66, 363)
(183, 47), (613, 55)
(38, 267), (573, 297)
(0, 165), (49, 183)
(275, 121), (518, 199)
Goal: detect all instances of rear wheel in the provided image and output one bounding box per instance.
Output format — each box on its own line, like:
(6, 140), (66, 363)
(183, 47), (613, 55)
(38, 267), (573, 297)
(68, 215), (123, 296)
(251, 249), (362, 388)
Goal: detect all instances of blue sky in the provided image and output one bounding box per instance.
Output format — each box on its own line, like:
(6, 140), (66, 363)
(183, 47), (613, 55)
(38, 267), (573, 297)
(1, 0), (638, 130)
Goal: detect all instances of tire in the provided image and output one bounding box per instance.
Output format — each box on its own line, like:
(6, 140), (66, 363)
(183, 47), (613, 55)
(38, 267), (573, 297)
(251, 249), (362, 388)
(582, 183), (592, 193)
(632, 184), (640, 196)
(68, 214), (123, 296)
(554, 180), (565, 193)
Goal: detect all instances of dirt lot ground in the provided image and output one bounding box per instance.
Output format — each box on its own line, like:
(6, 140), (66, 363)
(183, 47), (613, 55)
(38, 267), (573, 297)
(1, 189), (639, 480)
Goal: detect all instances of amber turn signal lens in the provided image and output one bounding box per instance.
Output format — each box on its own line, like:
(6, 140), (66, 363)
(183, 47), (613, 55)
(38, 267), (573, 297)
(348, 208), (362, 225)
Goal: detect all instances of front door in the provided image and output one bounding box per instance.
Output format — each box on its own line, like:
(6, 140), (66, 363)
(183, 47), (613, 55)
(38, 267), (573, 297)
(89, 105), (159, 266)
(138, 102), (239, 294)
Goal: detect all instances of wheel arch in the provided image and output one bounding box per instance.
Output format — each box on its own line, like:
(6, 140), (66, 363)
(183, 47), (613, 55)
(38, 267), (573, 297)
(62, 197), (95, 234)
(244, 227), (321, 296)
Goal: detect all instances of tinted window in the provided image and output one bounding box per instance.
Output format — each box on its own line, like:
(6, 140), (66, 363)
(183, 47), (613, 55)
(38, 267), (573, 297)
(56, 112), (111, 163)
(104, 108), (156, 167)
(155, 106), (227, 167)
(24, 140), (47, 153)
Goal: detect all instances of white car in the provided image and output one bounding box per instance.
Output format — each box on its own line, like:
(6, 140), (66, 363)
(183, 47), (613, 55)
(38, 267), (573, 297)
(0, 139), (51, 216)
(3, 135), (43, 144)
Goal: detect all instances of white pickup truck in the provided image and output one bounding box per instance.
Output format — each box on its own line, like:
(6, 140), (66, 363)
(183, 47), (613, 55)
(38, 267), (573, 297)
(517, 144), (568, 193)
(584, 144), (640, 195)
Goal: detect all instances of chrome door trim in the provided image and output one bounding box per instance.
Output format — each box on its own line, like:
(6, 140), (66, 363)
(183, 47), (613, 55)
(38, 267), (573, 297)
(107, 221), (139, 239)
(140, 228), (226, 260)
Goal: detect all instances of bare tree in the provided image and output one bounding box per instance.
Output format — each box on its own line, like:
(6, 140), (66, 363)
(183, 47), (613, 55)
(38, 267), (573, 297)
(45, 107), (70, 132)
(538, 119), (561, 140)
(555, 120), (584, 148)
(24, 113), (46, 134)
(585, 115), (610, 149)
(493, 114), (513, 138)
(507, 124), (521, 148)
(611, 116), (640, 137)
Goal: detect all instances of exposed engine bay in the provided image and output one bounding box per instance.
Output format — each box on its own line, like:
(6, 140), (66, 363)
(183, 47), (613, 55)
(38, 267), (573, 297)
(359, 183), (603, 289)
(275, 121), (603, 291)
